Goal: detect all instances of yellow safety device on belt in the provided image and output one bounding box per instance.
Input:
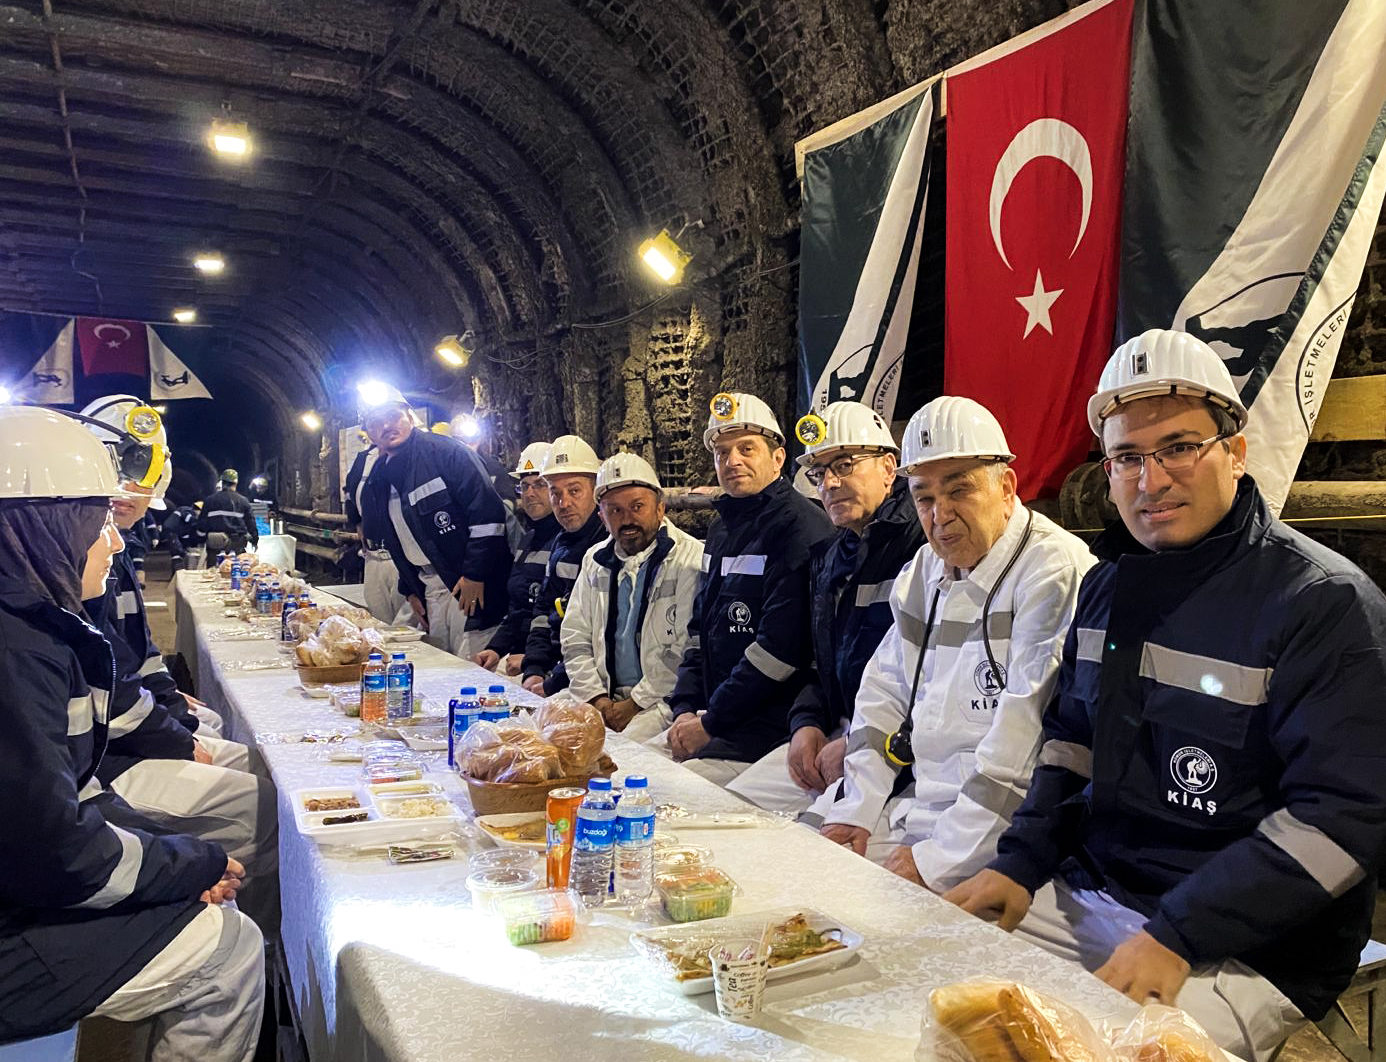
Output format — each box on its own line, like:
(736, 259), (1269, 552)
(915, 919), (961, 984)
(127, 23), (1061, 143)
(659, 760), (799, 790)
(709, 392), (738, 420)
(554, 596), (565, 619)
(795, 413), (827, 447)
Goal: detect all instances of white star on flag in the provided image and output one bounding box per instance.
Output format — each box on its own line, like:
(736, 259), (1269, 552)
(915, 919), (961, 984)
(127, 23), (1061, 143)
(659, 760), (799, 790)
(1015, 269), (1063, 337)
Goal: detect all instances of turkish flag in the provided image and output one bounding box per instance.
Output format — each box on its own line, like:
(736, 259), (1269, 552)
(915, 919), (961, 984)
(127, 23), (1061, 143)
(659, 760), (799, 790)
(944, 0), (1133, 498)
(76, 317), (149, 378)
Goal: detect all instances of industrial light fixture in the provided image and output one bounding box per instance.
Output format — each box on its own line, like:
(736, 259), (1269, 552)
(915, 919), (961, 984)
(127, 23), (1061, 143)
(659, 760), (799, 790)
(208, 118), (251, 158)
(435, 331), (472, 368)
(193, 253), (225, 275)
(638, 221), (701, 285)
(300, 410), (323, 431)
(172, 307), (197, 323)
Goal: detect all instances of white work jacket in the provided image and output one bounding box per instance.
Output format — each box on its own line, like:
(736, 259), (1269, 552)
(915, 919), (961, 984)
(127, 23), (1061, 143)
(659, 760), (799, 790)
(823, 503), (1094, 890)
(561, 520), (704, 714)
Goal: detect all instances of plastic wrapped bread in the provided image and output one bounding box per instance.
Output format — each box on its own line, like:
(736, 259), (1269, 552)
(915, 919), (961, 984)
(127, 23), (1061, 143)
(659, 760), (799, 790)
(922, 982), (1114, 1062)
(1110, 1005), (1227, 1062)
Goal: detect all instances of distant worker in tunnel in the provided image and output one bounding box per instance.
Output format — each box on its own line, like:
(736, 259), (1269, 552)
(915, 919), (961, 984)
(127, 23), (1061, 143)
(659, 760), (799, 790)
(473, 442), (560, 676)
(521, 435), (608, 696)
(197, 467), (257, 563)
(658, 391), (834, 785)
(357, 383), (512, 658)
(344, 433), (414, 628)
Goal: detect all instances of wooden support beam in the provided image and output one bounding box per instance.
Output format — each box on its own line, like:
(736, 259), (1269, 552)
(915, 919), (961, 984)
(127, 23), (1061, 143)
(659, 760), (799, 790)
(1311, 375), (1386, 442)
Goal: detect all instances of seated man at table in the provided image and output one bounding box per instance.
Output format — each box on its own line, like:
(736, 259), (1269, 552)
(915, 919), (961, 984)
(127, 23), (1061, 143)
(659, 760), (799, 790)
(723, 401), (922, 814)
(945, 331), (1386, 1062)
(473, 442), (561, 676)
(817, 397), (1092, 892)
(357, 382), (513, 658)
(660, 392), (833, 784)
(521, 436), (608, 696)
(561, 453), (703, 742)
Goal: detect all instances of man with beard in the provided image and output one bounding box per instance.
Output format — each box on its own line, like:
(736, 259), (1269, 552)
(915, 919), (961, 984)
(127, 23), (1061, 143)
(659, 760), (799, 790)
(561, 454), (703, 741)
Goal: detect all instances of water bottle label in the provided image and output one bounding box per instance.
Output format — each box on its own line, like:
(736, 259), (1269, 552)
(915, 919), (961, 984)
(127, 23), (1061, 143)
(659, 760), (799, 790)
(574, 816), (613, 849)
(614, 813), (656, 845)
(363, 675), (386, 691)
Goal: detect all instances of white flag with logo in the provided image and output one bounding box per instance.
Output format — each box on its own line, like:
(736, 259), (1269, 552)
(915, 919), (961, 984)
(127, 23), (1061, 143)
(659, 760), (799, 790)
(148, 326), (212, 400)
(24, 320), (75, 404)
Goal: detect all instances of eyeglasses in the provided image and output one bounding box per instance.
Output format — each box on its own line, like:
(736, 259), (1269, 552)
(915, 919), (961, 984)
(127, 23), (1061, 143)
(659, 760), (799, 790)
(1102, 434), (1228, 481)
(804, 452), (883, 487)
(515, 478), (546, 497)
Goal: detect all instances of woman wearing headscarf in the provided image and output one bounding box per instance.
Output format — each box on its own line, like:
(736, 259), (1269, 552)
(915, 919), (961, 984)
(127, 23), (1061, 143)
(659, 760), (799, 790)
(0, 406), (264, 1059)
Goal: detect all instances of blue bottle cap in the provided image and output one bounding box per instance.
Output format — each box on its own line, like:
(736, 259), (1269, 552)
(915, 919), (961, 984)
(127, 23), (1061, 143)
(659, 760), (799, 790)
(368, 652), (384, 661)
(588, 777), (612, 791)
(460, 686), (477, 695)
(624, 775), (648, 789)
(392, 652), (406, 660)
(487, 685), (505, 693)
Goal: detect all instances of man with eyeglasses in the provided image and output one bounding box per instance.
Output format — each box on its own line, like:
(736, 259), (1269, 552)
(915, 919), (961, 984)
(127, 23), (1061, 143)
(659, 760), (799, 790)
(945, 330), (1386, 1062)
(718, 401), (923, 813)
(472, 442), (560, 676)
(660, 392), (833, 785)
(357, 384), (512, 658)
(800, 396), (1090, 890)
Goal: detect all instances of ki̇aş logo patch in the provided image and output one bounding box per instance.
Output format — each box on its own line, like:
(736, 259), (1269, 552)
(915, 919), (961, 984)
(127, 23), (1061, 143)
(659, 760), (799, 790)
(1168, 745), (1218, 816)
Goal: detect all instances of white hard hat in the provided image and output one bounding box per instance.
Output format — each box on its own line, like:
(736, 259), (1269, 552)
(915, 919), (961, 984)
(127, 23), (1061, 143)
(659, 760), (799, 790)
(703, 391), (784, 451)
(542, 434), (601, 476)
(511, 441), (552, 479)
(1087, 328), (1248, 436)
(356, 381), (408, 421)
(898, 396), (1015, 475)
(79, 394), (171, 506)
(0, 405), (139, 499)
(794, 400), (898, 467)
(596, 453), (662, 499)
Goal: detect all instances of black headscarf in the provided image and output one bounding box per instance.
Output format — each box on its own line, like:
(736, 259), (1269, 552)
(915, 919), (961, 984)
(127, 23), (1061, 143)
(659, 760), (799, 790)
(0, 497), (111, 614)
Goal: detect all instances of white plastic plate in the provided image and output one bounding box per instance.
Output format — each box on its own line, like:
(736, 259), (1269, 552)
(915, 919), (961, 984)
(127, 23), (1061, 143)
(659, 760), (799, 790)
(631, 907), (862, 996)
(291, 784), (461, 846)
(476, 812), (548, 851)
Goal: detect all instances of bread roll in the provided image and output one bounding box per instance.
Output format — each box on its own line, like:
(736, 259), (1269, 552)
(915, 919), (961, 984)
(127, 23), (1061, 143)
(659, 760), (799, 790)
(931, 983), (1024, 1062)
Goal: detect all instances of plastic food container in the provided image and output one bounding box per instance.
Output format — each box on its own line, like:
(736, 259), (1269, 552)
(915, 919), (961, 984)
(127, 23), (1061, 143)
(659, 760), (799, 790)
(656, 866), (737, 922)
(495, 888), (582, 945)
(374, 794), (454, 819)
(467, 866), (540, 913)
(653, 844), (713, 873)
(468, 848), (542, 875)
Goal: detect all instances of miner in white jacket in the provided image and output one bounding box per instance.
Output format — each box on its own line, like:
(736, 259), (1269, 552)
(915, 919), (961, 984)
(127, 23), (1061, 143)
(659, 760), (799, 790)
(561, 454), (704, 742)
(816, 397), (1093, 892)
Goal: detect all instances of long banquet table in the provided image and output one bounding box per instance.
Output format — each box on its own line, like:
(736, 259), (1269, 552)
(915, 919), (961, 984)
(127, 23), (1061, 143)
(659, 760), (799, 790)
(174, 570), (1138, 1062)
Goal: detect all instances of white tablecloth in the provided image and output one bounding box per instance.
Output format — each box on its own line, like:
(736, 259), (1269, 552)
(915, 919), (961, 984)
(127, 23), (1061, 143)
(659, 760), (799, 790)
(173, 571), (1137, 1062)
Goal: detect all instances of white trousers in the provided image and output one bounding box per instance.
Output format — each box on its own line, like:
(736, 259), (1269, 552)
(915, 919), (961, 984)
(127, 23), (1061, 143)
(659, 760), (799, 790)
(1015, 879), (1304, 1062)
(421, 573), (498, 659)
(644, 725), (752, 787)
(197, 733), (250, 773)
(617, 703), (675, 744)
(190, 705), (224, 736)
(93, 904), (265, 1062)
(726, 744), (820, 816)
(110, 759), (279, 932)
(363, 551), (415, 627)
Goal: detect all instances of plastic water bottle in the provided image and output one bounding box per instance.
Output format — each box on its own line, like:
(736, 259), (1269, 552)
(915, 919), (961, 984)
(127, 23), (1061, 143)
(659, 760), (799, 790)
(216, 551), (227, 569)
(386, 652), (414, 721)
(270, 582), (284, 616)
(361, 652), (387, 725)
(229, 564), (242, 591)
(614, 775), (656, 903)
(479, 684), (510, 723)
(280, 594), (298, 641)
(255, 582), (272, 615)
(571, 778), (617, 907)
(448, 686), (480, 769)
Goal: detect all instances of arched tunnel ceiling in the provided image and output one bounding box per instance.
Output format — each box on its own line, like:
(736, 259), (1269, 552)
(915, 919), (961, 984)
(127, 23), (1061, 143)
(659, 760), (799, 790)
(0, 0), (1069, 441)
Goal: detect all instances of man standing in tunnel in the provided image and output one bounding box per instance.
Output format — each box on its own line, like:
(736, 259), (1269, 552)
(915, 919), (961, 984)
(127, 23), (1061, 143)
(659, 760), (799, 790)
(344, 435), (414, 627)
(198, 468), (257, 563)
(358, 383), (512, 658)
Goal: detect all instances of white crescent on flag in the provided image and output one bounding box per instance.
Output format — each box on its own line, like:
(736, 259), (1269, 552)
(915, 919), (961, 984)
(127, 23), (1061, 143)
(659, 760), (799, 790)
(988, 117), (1094, 270)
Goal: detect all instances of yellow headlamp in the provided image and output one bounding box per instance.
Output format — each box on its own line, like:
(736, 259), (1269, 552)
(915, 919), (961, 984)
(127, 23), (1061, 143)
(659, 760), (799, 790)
(795, 413), (827, 447)
(709, 392), (738, 421)
(124, 404), (163, 441)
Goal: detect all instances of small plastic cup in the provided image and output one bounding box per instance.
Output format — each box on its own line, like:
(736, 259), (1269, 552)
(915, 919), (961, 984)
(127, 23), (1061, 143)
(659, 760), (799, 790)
(468, 848), (542, 875)
(466, 866), (539, 913)
(709, 936), (770, 1023)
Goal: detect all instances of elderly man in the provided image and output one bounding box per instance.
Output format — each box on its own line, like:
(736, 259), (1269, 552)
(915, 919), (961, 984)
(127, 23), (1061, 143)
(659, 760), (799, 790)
(816, 396), (1092, 894)
(722, 401), (923, 813)
(522, 436), (607, 695)
(473, 442), (560, 676)
(561, 453), (703, 742)
(357, 383), (512, 658)
(662, 392), (834, 785)
(945, 330), (1386, 1062)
